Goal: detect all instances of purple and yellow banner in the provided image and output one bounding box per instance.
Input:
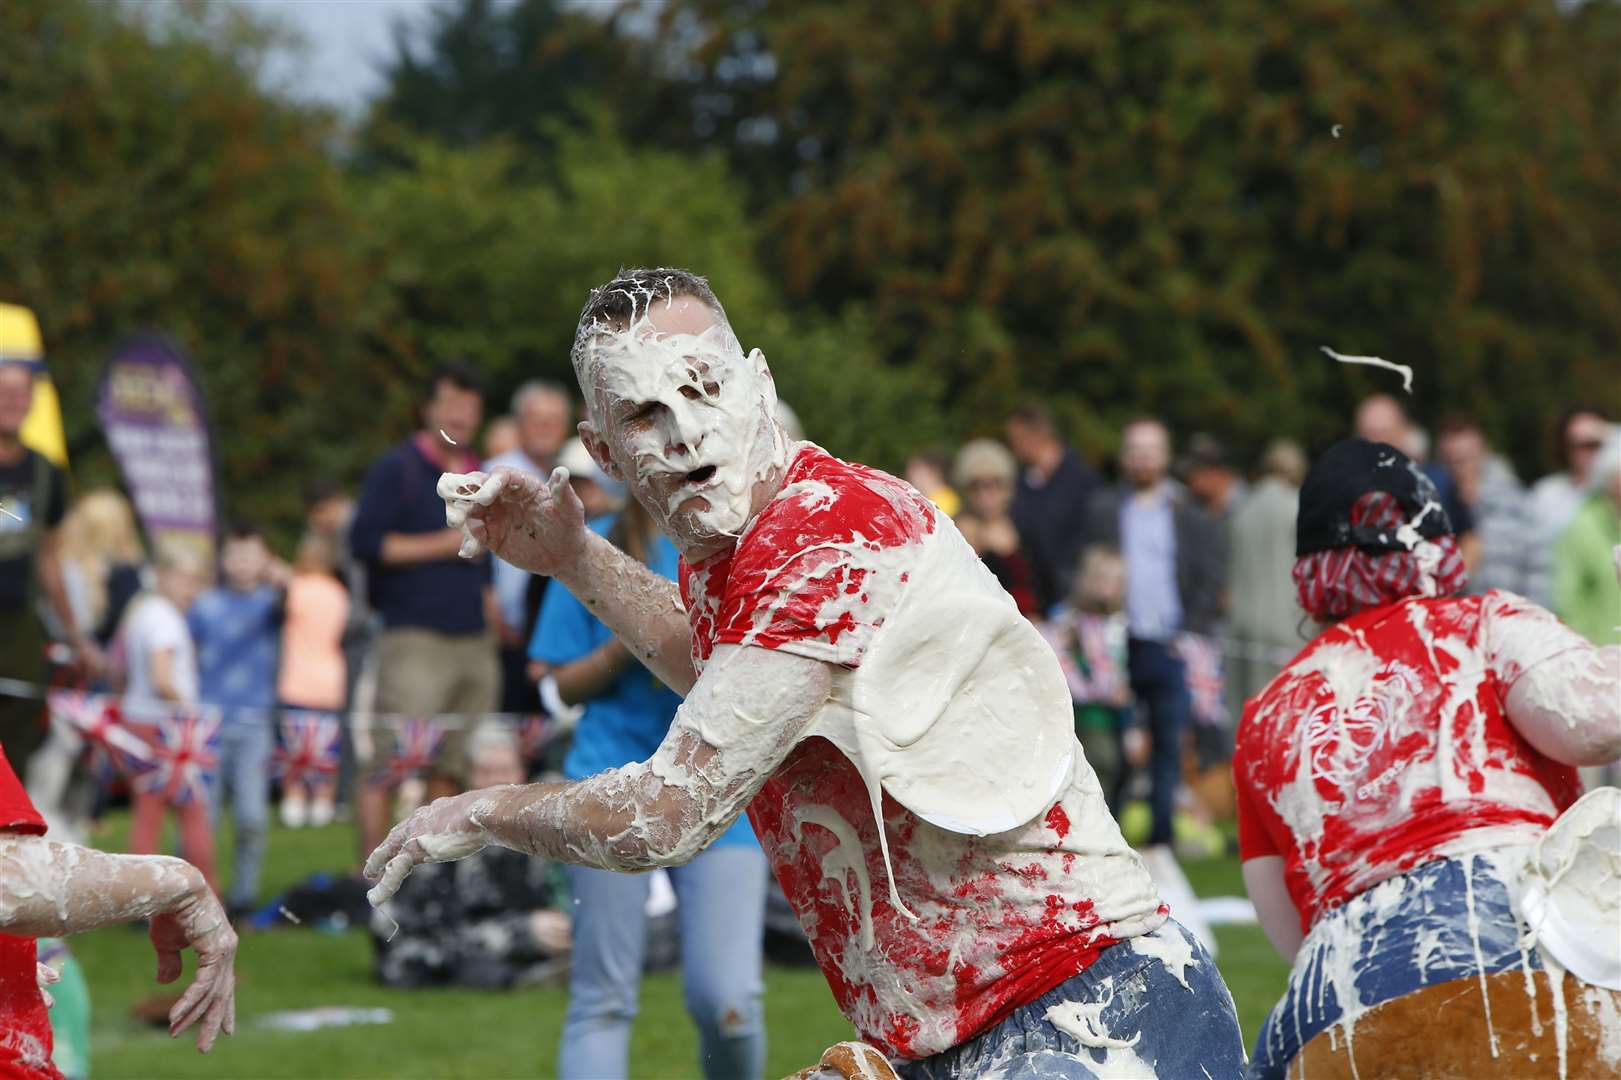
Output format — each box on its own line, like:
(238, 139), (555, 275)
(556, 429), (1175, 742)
(95, 336), (219, 568)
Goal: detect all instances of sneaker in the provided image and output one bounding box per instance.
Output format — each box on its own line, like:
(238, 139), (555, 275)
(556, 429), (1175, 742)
(280, 794), (308, 829)
(309, 795), (335, 828)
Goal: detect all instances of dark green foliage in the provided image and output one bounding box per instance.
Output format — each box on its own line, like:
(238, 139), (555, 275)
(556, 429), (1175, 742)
(658, 0), (1621, 472)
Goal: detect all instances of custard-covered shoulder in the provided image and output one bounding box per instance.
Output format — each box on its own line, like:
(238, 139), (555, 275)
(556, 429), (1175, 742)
(711, 446), (936, 666)
(1478, 587), (1594, 687)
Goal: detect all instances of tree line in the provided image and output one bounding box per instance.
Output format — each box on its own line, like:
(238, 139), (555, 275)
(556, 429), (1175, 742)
(3, 0), (1617, 539)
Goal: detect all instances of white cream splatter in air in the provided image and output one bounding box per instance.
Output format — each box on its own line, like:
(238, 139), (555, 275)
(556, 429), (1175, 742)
(1321, 345), (1414, 393)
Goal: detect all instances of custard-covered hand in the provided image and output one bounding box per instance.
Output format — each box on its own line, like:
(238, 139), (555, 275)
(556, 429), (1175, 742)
(363, 788), (510, 906)
(149, 880), (237, 1052)
(438, 466), (588, 573)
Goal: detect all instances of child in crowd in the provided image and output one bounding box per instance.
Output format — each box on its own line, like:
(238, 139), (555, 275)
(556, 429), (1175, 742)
(1040, 545), (1139, 810)
(121, 540), (215, 888)
(189, 523), (284, 918)
(277, 532), (350, 827)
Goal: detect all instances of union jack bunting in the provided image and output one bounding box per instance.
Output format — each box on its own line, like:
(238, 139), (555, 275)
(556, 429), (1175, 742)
(275, 712), (342, 788)
(46, 690), (155, 779)
(1176, 632), (1229, 729)
(134, 707), (220, 807)
(374, 718), (444, 789)
(518, 714), (555, 761)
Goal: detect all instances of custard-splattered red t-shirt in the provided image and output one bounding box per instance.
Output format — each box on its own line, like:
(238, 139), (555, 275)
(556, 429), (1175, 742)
(1234, 591), (1585, 932)
(680, 445), (1163, 1059)
(0, 747), (59, 1080)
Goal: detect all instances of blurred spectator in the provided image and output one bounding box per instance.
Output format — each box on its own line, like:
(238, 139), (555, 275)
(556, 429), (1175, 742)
(904, 449), (961, 517)
(350, 362), (499, 862)
(1526, 406), (1610, 605)
(1226, 440), (1307, 710)
(1435, 416), (1530, 594)
(1040, 546), (1136, 812)
(122, 541), (215, 890)
(1085, 419), (1226, 849)
(480, 415), (520, 462)
(1354, 394), (1476, 551)
(484, 381), (572, 717)
(0, 362), (86, 769)
(557, 437), (624, 522)
(1006, 403), (1098, 611)
(1553, 428), (1621, 646)
(57, 489), (146, 655)
(1179, 435), (1247, 526)
(278, 532), (350, 828)
(189, 522), (285, 919)
(369, 722), (569, 989)
(953, 438), (1040, 616)
(530, 495), (767, 1080)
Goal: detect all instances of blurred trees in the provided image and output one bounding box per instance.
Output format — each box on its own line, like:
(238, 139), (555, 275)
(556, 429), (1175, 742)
(660, 0), (1621, 467)
(0, 0), (406, 534)
(2, 0), (1617, 549)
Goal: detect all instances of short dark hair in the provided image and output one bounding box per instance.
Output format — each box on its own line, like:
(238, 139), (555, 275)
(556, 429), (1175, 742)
(1007, 402), (1056, 435)
(424, 360), (485, 404)
(576, 268), (723, 334)
(1435, 413), (1481, 440)
(224, 520), (263, 543)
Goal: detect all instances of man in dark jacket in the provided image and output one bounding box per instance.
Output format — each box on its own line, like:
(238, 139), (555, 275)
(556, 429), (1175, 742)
(1006, 403), (1098, 612)
(1085, 418), (1227, 848)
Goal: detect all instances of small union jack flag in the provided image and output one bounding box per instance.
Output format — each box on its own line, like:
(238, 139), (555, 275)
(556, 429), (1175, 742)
(275, 712), (342, 788)
(134, 707), (220, 807)
(1176, 632), (1229, 729)
(518, 715), (555, 762)
(373, 718), (445, 790)
(46, 690), (155, 779)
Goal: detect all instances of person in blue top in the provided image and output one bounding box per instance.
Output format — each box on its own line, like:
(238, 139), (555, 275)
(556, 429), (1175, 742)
(531, 495), (768, 1080)
(188, 522), (285, 919)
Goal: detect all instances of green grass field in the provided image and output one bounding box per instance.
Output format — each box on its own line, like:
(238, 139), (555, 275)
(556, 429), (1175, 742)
(71, 813), (1288, 1079)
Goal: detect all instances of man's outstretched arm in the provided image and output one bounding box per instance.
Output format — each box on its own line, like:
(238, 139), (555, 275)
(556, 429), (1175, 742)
(440, 466), (699, 694)
(365, 645), (831, 900)
(0, 838), (236, 1051)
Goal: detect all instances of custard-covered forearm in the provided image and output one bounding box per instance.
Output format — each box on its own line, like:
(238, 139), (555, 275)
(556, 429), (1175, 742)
(0, 837), (207, 937)
(366, 647), (831, 899)
(553, 528), (697, 695)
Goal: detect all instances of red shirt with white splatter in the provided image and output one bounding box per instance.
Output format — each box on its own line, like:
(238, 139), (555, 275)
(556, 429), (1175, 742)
(0, 747), (60, 1080)
(681, 445), (1163, 1060)
(1234, 591), (1585, 933)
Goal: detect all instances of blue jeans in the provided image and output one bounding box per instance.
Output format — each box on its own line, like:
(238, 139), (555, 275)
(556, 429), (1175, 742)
(1248, 853), (1538, 1080)
(898, 919), (1246, 1078)
(560, 845), (769, 1080)
(207, 716), (272, 908)
(1126, 639), (1191, 846)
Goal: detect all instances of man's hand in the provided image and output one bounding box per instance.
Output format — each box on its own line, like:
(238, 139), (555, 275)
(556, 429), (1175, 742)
(149, 877), (237, 1052)
(363, 789), (504, 907)
(1123, 726), (1151, 768)
(439, 466), (588, 575)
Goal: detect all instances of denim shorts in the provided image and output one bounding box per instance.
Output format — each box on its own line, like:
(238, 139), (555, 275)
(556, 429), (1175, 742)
(1248, 852), (1538, 1080)
(897, 919), (1248, 1079)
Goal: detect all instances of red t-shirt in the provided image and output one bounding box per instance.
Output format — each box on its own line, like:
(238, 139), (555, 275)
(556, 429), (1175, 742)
(1233, 591), (1584, 931)
(680, 445), (1162, 1058)
(0, 747), (58, 1080)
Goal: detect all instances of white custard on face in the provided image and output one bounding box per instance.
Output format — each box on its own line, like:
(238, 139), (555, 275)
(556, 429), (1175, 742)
(578, 302), (789, 555)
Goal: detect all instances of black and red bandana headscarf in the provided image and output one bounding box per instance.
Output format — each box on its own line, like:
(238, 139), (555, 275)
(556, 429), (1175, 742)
(1292, 438), (1468, 620)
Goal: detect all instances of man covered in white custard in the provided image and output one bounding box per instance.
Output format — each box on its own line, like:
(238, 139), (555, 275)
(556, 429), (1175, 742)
(363, 268), (1246, 1078)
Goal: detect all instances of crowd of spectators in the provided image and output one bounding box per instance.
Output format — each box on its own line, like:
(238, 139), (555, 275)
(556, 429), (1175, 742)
(0, 349), (1618, 1070)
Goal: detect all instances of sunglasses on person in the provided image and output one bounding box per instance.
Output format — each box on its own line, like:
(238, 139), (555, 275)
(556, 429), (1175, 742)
(1567, 438), (1605, 454)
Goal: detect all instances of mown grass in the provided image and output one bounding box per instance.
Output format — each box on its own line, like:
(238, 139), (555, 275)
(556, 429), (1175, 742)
(73, 811), (1286, 1079)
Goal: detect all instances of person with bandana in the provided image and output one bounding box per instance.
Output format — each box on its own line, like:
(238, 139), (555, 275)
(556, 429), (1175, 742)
(1234, 438), (1621, 1078)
